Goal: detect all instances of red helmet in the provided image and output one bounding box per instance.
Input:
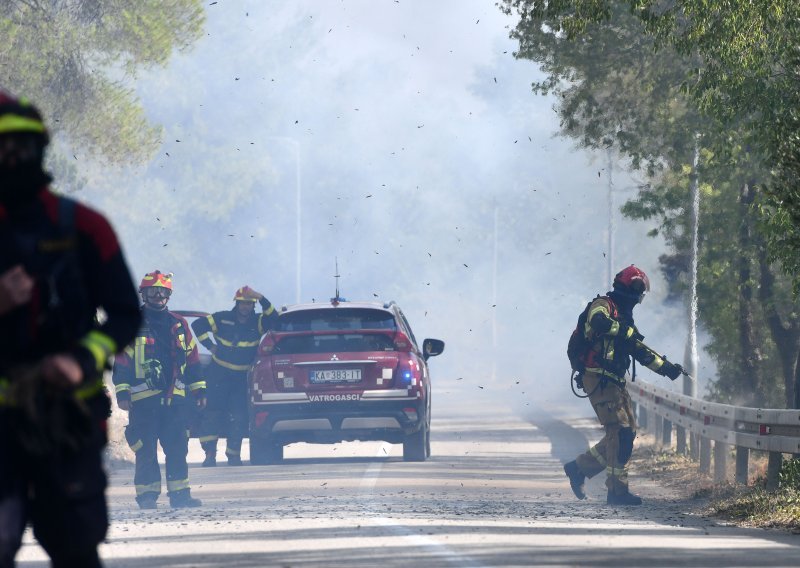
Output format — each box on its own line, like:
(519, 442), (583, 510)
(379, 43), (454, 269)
(613, 265), (650, 302)
(139, 270), (173, 292)
(233, 286), (258, 302)
(0, 91), (49, 142)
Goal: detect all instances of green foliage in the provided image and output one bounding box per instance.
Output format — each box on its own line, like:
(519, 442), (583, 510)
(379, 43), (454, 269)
(501, 0), (800, 407)
(0, 0), (205, 165)
(780, 458), (800, 490)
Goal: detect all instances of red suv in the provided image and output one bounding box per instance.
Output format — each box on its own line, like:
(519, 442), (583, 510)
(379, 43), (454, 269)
(248, 299), (444, 464)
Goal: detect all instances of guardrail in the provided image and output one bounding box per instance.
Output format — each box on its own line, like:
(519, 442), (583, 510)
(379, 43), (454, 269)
(628, 379), (800, 489)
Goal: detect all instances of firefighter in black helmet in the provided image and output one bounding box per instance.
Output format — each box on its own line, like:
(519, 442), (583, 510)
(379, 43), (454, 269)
(564, 265), (684, 506)
(0, 91), (141, 567)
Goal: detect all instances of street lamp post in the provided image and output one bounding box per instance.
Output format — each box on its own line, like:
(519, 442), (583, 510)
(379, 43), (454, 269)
(267, 136), (301, 303)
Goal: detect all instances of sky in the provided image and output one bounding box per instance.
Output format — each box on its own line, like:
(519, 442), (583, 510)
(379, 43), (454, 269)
(76, 0), (713, 409)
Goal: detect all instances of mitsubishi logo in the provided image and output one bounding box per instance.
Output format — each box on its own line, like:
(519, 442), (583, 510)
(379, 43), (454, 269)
(330, 354), (339, 361)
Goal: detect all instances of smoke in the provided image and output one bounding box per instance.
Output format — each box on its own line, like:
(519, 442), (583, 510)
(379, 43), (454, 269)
(70, 0), (710, 418)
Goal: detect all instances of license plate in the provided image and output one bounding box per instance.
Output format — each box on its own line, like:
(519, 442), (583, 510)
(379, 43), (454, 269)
(310, 369), (362, 384)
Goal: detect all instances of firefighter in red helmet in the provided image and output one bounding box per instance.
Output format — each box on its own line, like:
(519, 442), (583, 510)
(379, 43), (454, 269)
(0, 91), (141, 567)
(192, 286), (278, 466)
(112, 271), (207, 509)
(564, 265), (684, 505)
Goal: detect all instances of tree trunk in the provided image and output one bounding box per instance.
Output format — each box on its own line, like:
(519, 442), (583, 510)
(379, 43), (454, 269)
(757, 252), (800, 409)
(738, 183), (763, 406)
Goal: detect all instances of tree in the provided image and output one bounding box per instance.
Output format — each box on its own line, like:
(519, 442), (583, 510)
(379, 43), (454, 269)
(500, 0), (800, 407)
(0, 0), (205, 167)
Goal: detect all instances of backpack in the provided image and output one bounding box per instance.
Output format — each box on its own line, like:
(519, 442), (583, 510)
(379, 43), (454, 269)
(567, 295), (617, 374)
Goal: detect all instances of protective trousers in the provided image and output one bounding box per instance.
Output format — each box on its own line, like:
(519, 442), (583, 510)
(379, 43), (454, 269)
(574, 371), (637, 496)
(0, 396), (108, 568)
(198, 364), (248, 460)
(125, 402), (191, 504)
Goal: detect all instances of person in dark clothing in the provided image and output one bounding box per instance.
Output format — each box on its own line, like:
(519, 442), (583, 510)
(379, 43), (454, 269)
(563, 265), (684, 506)
(192, 286), (278, 466)
(112, 271), (207, 509)
(0, 91), (141, 568)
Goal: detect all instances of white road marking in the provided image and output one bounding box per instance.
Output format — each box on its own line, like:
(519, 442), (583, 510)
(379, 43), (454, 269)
(358, 442), (490, 568)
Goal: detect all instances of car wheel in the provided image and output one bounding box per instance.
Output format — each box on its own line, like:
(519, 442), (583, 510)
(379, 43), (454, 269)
(403, 421), (428, 462)
(249, 437), (284, 465)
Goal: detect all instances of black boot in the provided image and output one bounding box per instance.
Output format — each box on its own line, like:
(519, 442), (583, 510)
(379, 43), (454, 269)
(202, 451), (216, 467)
(564, 460), (586, 500)
(227, 454), (243, 466)
(607, 490), (642, 506)
(137, 495), (158, 510)
(170, 490), (202, 508)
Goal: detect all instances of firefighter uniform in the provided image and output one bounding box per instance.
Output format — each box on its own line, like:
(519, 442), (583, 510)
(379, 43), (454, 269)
(112, 272), (206, 509)
(192, 288), (277, 465)
(0, 92), (141, 568)
(565, 266), (682, 506)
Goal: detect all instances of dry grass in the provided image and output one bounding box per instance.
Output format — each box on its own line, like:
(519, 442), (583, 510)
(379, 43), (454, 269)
(630, 433), (800, 532)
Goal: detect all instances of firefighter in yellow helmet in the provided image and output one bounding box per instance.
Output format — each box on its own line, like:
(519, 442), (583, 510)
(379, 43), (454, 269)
(564, 265), (684, 505)
(192, 286), (278, 466)
(112, 271), (207, 509)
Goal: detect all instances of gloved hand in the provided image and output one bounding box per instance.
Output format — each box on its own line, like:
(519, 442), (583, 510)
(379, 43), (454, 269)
(661, 360), (683, 381)
(619, 324), (644, 344)
(574, 372), (585, 391)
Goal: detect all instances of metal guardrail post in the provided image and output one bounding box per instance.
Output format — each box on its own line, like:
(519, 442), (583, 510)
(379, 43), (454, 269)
(662, 419), (672, 447)
(735, 447), (749, 485)
(700, 437), (711, 473)
(676, 425), (686, 455)
(714, 441), (728, 482)
(639, 406), (648, 430)
(690, 433), (699, 460)
(766, 452), (783, 491)
(655, 415), (663, 447)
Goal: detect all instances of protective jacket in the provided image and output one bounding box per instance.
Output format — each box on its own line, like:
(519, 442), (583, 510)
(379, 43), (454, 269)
(191, 298), (278, 372)
(112, 309), (206, 406)
(583, 292), (669, 383)
(0, 187), (141, 400)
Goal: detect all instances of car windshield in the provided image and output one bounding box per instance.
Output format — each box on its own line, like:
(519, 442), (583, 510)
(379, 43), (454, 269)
(278, 308), (397, 332)
(273, 333), (396, 354)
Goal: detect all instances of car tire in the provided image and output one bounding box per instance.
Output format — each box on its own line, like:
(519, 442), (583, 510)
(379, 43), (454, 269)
(249, 437), (284, 465)
(403, 421), (428, 462)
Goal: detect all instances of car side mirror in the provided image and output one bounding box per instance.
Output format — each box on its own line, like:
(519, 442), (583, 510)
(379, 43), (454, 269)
(422, 338), (445, 360)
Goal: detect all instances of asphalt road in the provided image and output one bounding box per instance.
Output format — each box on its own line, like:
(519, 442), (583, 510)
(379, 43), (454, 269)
(16, 388), (800, 567)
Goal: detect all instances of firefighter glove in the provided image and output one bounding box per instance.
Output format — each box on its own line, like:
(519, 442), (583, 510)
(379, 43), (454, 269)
(661, 360), (682, 381)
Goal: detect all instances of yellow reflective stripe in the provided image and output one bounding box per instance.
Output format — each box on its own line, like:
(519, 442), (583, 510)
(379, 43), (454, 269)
(80, 330), (118, 371)
(196, 332), (210, 342)
(217, 336), (234, 347)
(584, 367), (626, 384)
(608, 320), (620, 336)
(211, 355), (252, 371)
(589, 445), (607, 465)
(199, 435), (218, 443)
(134, 337), (147, 379)
(0, 114), (45, 134)
(207, 315), (218, 335)
(75, 378), (105, 400)
(235, 340), (260, 348)
(648, 354), (665, 372)
(129, 439), (144, 453)
(606, 466), (628, 477)
(189, 381), (206, 391)
(123, 345), (134, 358)
(167, 478), (190, 492)
(225, 448), (240, 457)
(115, 383), (131, 393)
(135, 481), (161, 496)
(263, 304), (275, 316)
(131, 389), (162, 402)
